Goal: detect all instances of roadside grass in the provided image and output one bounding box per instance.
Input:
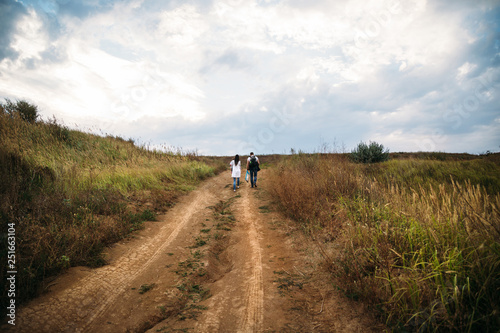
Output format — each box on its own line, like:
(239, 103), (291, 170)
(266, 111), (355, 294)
(0, 112), (225, 315)
(268, 153), (500, 332)
(363, 158), (500, 195)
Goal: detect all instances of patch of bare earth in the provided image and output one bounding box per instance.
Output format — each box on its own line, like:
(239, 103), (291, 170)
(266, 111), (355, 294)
(5, 170), (385, 333)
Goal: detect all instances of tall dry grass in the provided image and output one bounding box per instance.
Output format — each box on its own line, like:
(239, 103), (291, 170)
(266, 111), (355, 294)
(268, 153), (500, 332)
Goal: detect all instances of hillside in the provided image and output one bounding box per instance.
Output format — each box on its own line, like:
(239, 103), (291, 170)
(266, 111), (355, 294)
(0, 102), (225, 315)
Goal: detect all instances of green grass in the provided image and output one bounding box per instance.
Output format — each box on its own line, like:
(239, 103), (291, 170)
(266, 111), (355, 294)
(138, 283), (156, 294)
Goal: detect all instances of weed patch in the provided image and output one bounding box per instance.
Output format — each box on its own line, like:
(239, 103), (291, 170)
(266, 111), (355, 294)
(171, 252), (211, 321)
(138, 283), (156, 294)
(273, 270), (306, 296)
(259, 205), (272, 213)
(165, 196), (240, 325)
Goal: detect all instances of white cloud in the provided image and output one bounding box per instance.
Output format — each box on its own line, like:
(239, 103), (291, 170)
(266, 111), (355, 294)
(457, 62), (478, 81)
(157, 5), (208, 47)
(10, 8), (48, 62)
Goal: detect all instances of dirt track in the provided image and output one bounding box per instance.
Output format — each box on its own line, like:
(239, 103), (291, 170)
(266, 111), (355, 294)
(6, 170), (382, 332)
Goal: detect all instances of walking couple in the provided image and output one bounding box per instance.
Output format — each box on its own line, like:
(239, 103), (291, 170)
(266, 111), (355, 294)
(229, 152), (260, 191)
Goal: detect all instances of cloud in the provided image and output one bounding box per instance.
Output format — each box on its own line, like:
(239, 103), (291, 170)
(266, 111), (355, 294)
(0, 0), (27, 60)
(214, 50), (249, 70)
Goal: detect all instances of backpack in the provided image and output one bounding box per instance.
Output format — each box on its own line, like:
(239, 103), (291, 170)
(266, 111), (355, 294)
(249, 156), (258, 170)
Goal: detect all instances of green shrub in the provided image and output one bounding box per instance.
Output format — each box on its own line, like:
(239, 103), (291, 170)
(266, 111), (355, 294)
(350, 141), (389, 163)
(1, 99), (39, 123)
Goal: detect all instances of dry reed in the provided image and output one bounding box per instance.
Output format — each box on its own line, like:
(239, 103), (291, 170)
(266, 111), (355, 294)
(268, 153), (500, 332)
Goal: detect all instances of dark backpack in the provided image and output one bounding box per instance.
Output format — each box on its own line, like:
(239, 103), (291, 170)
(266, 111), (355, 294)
(249, 156), (258, 170)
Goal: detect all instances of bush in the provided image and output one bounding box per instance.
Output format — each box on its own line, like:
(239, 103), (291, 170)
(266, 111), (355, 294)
(350, 141), (389, 163)
(1, 99), (39, 123)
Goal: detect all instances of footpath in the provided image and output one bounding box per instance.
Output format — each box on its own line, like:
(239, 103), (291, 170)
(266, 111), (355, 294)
(5, 170), (382, 332)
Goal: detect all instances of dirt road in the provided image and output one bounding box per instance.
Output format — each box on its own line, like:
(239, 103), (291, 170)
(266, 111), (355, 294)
(7, 170), (381, 332)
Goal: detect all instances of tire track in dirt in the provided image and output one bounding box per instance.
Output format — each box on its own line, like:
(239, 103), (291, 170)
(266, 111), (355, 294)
(8, 177), (221, 333)
(237, 189), (264, 333)
(83, 193), (206, 332)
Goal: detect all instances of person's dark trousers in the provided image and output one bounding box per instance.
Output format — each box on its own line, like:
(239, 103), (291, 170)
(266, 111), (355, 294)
(250, 169), (258, 187)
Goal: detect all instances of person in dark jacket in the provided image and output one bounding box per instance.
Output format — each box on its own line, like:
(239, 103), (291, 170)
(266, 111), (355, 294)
(246, 152), (260, 188)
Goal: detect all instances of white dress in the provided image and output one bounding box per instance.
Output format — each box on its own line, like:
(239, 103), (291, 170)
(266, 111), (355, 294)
(230, 160), (241, 178)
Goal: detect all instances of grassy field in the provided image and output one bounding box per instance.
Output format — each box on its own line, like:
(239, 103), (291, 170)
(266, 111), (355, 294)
(0, 109), (225, 314)
(2, 101), (499, 331)
(268, 152), (500, 332)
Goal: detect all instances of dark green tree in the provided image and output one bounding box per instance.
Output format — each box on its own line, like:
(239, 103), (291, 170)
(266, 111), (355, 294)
(1, 99), (39, 123)
(350, 141), (390, 163)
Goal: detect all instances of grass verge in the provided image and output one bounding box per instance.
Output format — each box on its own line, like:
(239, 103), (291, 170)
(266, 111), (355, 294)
(268, 153), (500, 332)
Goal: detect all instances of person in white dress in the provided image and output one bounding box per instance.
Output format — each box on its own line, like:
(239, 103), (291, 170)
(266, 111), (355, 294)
(229, 154), (241, 192)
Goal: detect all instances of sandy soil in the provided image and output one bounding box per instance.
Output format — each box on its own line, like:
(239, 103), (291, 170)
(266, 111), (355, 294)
(5, 170), (384, 333)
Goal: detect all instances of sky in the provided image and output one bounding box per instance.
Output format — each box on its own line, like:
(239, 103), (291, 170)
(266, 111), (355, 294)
(1, 0), (499, 156)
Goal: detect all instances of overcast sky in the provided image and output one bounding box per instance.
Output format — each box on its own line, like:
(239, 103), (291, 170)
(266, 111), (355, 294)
(1, 0), (499, 155)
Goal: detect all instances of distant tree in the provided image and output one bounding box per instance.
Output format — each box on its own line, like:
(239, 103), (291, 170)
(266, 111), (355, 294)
(350, 141), (390, 163)
(1, 99), (39, 123)
(16, 100), (39, 123)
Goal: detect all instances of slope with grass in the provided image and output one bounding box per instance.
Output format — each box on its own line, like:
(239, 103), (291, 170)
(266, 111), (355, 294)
(0, 109), (225, 316)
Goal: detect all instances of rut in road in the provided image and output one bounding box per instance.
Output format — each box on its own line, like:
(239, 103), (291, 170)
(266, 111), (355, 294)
(238, 190), (264, 332)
